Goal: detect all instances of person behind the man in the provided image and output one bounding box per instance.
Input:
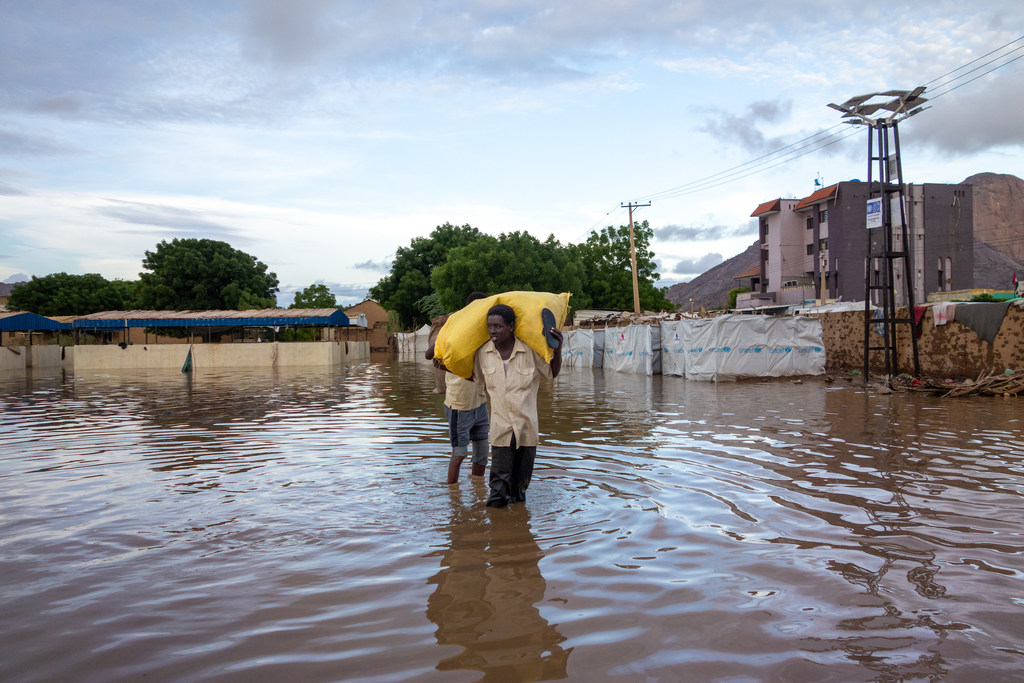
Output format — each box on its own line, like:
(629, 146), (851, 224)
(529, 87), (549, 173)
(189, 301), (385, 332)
(473, 303), (562, 508)
(426, 292), (490, 484)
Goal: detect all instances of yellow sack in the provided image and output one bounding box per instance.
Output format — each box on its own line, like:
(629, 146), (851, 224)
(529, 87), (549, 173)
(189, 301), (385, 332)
(435, 291), (571, 379)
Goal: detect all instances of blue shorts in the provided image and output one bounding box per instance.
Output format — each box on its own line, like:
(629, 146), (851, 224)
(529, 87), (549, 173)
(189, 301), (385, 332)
(444, 403), (489, 463)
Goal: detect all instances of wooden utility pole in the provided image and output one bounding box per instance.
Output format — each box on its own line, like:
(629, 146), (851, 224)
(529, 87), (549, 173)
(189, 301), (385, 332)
(621, 201), (651, 314)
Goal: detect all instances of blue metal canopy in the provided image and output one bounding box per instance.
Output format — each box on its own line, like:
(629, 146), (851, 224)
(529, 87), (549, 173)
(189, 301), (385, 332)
(0, 311), (73, 332)
(70, 308), (351, 330)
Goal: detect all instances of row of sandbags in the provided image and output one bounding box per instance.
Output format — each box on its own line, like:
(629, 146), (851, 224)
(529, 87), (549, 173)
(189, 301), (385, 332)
(561, 314), (825, 381)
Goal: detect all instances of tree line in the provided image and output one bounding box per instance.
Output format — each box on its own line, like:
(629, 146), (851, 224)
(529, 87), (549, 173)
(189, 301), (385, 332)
(6, 238), (286, 316)
(8, 223), (675, 323)
(370, 221), (674, 329)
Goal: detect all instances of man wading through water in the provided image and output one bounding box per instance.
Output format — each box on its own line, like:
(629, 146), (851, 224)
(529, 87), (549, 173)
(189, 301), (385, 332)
(426, 292), (490, 485)
(473, 304), (562, 508)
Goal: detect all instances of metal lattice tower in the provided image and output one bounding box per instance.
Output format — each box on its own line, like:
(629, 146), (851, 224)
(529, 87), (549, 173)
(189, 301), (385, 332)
(829, 89), (927, 383)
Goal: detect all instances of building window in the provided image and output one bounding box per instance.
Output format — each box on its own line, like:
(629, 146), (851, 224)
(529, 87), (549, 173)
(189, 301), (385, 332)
(819, 238), (829, 250)
(820, 209), (829, 223)
(806, 244), (813, 255)
(806, 217), (813, 230)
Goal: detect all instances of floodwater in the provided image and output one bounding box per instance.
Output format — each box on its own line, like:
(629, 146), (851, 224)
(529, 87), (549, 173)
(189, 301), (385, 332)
(2, 358), (1023, 682)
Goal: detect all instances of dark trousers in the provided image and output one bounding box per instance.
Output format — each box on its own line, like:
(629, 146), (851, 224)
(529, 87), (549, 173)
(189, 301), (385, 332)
(486, 435), (536, 507)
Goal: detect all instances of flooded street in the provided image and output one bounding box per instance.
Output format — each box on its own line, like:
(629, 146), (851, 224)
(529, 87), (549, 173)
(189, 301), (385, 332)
(2, 358), (1023, 682)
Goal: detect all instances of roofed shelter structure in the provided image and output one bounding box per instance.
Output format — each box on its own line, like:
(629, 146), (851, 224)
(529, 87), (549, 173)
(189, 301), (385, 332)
(0, 311), (73, 345)
(2, 309), (370, 372)
(70, 308), (351, 345)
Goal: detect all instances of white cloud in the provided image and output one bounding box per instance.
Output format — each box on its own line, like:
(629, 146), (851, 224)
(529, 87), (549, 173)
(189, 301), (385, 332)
(671, 253), (724, 275)
(0, 1), (1021, 302)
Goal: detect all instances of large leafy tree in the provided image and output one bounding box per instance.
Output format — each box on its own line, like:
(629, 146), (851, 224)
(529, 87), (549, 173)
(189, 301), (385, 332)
(369, 223), (483, 329)
(290, 283), (337, 308)
(573, 220), (673, 311)
(372, 220), (673, 328)
(136, 238), (279, 310)
(6, 273), (138, 316)
(431, 231), (589, 311)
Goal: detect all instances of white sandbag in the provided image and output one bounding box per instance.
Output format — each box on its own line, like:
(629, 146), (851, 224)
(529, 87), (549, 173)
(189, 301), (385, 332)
(681, 318), (719, 381)
(396, 332), (417, 355)
(660, 320), (687, 377)
(604, 324), (661, 375)
(562, 328), (602, 369)
(413, 324), (431, 354)
(681, 314), (825, 381)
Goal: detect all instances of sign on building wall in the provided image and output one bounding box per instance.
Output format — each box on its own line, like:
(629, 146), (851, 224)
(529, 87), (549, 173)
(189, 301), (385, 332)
(866, 197), (882, 229)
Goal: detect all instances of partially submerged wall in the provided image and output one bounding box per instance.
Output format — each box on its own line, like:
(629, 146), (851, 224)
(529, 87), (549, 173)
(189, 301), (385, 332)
(818, 303), (1024, 377)
(1, 345), (73, 372)
(3, 341), (369, 373)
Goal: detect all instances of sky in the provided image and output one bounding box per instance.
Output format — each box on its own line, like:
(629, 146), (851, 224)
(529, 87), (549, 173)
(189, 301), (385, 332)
(2, 1), (1023, 306)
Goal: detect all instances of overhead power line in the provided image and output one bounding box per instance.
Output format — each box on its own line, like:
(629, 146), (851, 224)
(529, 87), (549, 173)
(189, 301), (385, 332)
(639, 127), (861, 202)
(633, 124), (849, 203)
(924, 35), (1024, 88)
(928, 50), (1024, 100)
(571, 204), (628, 244)
(574, 36), (1024, 245)
(619, 35), (1024, 208)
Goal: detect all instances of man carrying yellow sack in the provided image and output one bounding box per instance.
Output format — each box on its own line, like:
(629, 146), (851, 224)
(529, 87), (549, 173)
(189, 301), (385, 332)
(474, 303), (562, 508)
(426, 292), (490, 484)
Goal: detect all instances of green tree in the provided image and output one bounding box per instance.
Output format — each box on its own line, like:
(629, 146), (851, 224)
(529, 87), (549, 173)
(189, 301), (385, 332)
(369, 223), (484, 329)
(136, 238), (279, 310)
(6, 273), (138, 316)
(728, 287), (751, 309)
(290, 283), (337, 308)
(431, 231), (589, 312)
(573, 220), (673, 311)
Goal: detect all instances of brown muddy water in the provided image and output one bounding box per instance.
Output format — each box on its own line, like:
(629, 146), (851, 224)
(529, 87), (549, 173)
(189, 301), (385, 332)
(2, 357), (1023, 682)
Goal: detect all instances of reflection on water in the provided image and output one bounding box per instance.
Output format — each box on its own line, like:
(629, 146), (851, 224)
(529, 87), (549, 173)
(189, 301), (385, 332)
(2, 360), (1023, 681)
(428, 487), (569, 680)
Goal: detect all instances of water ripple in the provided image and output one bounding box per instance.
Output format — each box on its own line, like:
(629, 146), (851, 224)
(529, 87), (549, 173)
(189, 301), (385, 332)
(2, 362), (1024, 681)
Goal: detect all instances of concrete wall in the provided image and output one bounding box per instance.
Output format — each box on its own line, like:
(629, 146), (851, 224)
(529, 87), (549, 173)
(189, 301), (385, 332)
(777, 285), (817, 306)
(1, 345), (74, 372)
(761, 199), (802, 294)
(2, 340), (368, 373)
(921, 183), (974, 298)
(818, 303), (1024, 377)
(830, 183), (871, 303)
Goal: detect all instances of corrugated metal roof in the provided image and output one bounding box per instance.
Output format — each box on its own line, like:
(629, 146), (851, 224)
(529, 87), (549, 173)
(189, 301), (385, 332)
(0, 311), (73, 331)
(69, 308), (350, 329)
(750, 199), (781, 217)
(795, 184), (838, 210)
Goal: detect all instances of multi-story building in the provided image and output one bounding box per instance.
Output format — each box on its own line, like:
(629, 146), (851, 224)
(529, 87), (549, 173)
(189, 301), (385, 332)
(744, 181), (973, 308)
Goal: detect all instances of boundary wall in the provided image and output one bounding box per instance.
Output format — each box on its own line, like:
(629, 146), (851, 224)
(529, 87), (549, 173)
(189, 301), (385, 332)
(0, 345), (73, 372)
(1, 341), (369, 373)
(818, 302), (1024, 378)
(661, 315), (825, 381)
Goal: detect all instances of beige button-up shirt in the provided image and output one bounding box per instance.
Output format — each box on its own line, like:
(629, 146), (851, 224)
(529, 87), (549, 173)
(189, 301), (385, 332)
(444, 372), (487, 411)
(473, 337), (552, 447)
